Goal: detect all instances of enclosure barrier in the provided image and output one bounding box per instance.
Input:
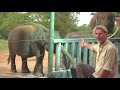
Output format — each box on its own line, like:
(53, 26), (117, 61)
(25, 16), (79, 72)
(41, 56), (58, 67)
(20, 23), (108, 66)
(47, 38), (120, 78)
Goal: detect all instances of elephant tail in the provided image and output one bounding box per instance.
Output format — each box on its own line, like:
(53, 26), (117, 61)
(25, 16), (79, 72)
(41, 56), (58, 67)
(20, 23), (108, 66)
(7, 54), (11, 64)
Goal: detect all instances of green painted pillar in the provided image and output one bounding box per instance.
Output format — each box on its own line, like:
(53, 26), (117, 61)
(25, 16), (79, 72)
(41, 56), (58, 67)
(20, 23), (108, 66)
(48, 12), (55, 76)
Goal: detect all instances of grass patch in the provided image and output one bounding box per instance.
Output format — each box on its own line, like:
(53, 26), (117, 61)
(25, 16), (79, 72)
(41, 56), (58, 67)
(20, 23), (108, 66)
(0, 39), (8, 52)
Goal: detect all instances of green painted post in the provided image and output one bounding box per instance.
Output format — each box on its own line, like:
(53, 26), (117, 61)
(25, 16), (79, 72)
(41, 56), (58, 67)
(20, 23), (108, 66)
(83, 47), (88, 64)
(56, 43), (61, 71)
(48, 12), (55, 75)
(70, 42), (75, 68)
(70, 42), (75, 59)
(76, 44), (81, 64)
(55, 43), (61, 77)
(62, 43), (68, 70)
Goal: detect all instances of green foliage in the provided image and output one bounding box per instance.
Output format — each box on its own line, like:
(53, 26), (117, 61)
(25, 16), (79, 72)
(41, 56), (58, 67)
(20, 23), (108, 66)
(54, 12), (80, 38)
(0, 12), (32, 39)
(27, 12), (50, 28)
(0, 39), (8, 52)
(78, 24), (91, 34)
(2, 12), (120, 39)
(112, 12), (120, 17)
(0, 12), (80, 39)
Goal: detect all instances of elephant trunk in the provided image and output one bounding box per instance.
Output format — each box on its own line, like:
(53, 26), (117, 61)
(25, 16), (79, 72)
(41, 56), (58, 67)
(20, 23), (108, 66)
(61, 46), (75, 68)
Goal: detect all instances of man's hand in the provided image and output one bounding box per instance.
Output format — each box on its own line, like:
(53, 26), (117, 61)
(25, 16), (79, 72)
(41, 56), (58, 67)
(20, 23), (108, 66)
(97, 69), (111, 78)
(79, 38), (92, 50)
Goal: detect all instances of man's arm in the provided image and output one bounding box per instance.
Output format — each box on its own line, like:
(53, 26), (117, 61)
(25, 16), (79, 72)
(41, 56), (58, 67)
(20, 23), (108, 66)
(79, 38), (93, 50)
(97, 69), (111, 78)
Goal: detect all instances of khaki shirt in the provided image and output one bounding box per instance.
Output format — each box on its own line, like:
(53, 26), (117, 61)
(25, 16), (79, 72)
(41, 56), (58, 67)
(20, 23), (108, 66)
(91, 40), (118, 78)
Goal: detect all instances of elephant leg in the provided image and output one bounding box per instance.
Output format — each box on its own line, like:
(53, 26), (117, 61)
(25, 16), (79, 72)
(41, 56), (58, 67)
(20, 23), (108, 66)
(10, 54), (17, 73)
(21, 57), (30, 73)
(33, 49), (45, 77)
(33, 56), (44, 76)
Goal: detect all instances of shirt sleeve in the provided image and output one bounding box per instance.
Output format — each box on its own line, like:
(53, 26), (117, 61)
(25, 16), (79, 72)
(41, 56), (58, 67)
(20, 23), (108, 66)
(91, 44), (98, 52)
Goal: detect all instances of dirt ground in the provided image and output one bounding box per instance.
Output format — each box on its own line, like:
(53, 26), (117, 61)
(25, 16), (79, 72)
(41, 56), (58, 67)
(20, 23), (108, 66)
(0, 51), (55, 78)
(1, 51), (120, 78)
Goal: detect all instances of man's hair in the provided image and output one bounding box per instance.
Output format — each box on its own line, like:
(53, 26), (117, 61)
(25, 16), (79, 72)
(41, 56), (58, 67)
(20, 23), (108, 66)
(93, 25), (108, 34)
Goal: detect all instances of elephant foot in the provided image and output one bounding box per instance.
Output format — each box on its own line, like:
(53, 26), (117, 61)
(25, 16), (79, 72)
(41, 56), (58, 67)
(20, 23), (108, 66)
(10, 69), (17, 73)
(33, 71), (44, 77)
(22, 69), (31, 73)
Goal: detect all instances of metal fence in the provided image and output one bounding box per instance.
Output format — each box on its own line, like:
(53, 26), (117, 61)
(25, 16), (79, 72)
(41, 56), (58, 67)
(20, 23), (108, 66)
(48, 38), (120, 78)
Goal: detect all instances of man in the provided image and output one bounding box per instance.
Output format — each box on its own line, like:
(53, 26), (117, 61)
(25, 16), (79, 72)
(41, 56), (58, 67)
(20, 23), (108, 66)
(76, 25), (118, 78)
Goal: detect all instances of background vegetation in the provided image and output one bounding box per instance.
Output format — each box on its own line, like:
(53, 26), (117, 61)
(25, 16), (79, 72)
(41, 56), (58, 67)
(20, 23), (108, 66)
(0, 12), (120, 40)
(0, 12), (80, 39)
(0, 39), (8, 52)
(0, 12), (120, 52)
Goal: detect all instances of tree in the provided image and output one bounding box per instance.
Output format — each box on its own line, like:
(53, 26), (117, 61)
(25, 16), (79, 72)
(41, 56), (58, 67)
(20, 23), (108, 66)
(0, 12), (32, 39)
(78, 24), (91, 34)
(0, 12), (80, 39)
(54, 12), (80, 38)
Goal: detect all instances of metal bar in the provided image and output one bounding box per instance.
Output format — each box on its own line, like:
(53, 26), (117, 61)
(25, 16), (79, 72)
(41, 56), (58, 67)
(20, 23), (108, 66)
(48, 12), (55, 75)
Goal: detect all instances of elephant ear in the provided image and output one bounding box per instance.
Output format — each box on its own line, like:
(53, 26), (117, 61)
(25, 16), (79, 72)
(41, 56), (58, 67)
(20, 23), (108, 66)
(32, 27), (47, 46)
(90, 12), (115, 35)
(90, 14), (97, 31)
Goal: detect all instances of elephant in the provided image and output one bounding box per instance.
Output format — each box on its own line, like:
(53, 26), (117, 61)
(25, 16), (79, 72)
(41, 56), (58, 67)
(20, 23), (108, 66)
(90, 12), (115, 35)
(65, 31), (95, 38)
(7, 22), (74, 77)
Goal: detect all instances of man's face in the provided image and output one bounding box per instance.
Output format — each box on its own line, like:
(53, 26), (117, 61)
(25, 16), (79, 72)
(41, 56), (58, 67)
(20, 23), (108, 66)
(94, 28), (108, 44)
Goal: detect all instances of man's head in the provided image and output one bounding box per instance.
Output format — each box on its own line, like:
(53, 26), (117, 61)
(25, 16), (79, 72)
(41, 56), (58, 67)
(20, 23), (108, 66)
(93, 25), (108, 34)
(93, 25), (108, 44)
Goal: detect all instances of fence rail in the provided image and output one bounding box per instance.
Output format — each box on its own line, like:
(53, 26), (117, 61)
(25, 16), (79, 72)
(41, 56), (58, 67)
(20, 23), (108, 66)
(49, 38), (120, 78)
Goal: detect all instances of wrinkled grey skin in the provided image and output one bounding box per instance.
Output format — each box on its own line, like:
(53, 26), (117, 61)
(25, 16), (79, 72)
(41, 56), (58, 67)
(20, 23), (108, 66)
(90, 12), (115, 35)
(8, 23), (73, 77)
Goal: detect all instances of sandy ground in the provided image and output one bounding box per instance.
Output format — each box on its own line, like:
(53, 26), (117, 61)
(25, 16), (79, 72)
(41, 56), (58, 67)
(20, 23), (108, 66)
(1, 51), (120, 78)
(0, 51), (55, 78)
